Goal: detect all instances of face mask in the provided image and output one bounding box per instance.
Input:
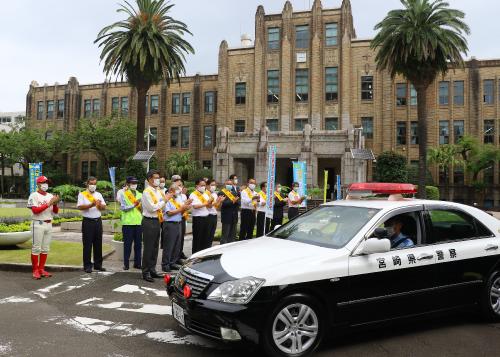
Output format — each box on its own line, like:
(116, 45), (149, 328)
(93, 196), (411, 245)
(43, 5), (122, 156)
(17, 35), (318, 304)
(248, 183), (256, 190)
(159, 182), (166, 189)
(130, 184), (138, 190)
(233, 179), (238, 185)
(175, 189), (181, 196)
(225, 185), (233, 190)
(88, 185), (97, 192)
(40, 183), (49, 192)
(276, 186), (281, 192)
(210, 185), (216, 193)
(386, 227), (395, 237)
(197, 186), (206, 193)
(152, 179), (160, 187)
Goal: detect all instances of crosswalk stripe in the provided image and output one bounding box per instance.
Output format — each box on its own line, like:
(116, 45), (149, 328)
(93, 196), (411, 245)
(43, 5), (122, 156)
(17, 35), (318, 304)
(112, 284), (168, 297)
(76, 297), (172, 316)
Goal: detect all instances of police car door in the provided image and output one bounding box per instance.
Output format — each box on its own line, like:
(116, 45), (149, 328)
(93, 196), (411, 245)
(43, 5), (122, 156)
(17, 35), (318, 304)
(345, 206), (440, 325)
(424, 205), (500, 309)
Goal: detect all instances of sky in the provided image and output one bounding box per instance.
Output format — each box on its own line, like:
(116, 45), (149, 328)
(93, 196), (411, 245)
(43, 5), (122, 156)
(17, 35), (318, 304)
(1, 0), (499, 112)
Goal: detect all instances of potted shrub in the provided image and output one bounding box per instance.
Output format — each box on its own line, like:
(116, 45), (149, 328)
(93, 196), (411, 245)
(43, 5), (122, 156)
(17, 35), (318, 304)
(0, 221), (32, 246)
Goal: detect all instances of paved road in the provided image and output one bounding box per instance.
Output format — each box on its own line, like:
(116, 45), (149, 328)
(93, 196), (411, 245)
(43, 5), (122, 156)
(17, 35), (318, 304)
(1, 271), (500, 357)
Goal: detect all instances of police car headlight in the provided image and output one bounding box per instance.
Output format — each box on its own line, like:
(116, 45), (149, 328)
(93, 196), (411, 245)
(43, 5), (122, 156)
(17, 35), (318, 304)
(207, 277), (265, 304)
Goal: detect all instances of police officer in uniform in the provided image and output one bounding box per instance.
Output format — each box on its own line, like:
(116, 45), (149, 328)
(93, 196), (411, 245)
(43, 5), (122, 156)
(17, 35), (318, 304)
(119, 176), (143, 270)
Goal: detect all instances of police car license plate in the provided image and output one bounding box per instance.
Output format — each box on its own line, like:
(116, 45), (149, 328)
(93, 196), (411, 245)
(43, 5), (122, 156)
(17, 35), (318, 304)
(172, 302), (185, 326)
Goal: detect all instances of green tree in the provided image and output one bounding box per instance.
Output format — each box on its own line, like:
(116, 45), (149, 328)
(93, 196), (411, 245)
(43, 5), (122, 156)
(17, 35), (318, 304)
(71, 116), (136, 171)
(427, 144), (463, 199)
(165, 152), (199, 178)
(95, 0), (194, 151)
(371, 0), (469, 198)
(374, 151), (409, 183)
(457, 135), (500, 183)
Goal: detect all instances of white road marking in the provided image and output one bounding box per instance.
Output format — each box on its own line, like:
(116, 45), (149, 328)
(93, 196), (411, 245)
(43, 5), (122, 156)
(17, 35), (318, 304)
(146, 330), (219, 347)
(47, 316), (146, 336)
(76, 297), (172, 316)
(112, 284), (168, 297)
(0, 341), (12, 354)
(0, 296), (35, 304)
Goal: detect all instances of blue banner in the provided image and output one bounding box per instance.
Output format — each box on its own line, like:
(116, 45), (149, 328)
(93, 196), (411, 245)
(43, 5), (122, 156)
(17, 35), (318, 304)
(265, 145), (277, 220)
(29, 163), (42, 194)
(109, 167), (116, 200)
(292, 161), (307, 208)
(336, 174), (342, 200)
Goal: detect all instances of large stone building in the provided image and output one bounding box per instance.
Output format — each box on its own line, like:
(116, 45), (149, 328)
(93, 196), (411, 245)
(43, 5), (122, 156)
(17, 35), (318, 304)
(26, 0), (500, 206)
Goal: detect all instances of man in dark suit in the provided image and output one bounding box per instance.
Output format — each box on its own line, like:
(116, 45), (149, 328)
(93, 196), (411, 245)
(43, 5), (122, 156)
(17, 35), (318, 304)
(219, 178), (240, 244)
(271, 183), (288, 230)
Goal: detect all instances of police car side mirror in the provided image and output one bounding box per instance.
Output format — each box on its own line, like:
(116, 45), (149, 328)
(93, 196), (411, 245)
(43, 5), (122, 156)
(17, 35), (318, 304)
(361, 238), (391, 255)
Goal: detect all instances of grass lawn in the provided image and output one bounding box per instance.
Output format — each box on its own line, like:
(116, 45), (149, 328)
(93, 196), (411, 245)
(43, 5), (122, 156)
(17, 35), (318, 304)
(0, 240), (113, 266)
(0, 207), (80, 218)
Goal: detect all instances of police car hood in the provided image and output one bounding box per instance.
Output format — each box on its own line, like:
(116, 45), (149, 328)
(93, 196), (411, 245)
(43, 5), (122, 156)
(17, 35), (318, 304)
(189, 237), (349, 286)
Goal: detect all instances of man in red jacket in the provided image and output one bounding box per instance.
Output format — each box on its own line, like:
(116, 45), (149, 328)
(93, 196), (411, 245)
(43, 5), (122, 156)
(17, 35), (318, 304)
(27, 176), (60, 279)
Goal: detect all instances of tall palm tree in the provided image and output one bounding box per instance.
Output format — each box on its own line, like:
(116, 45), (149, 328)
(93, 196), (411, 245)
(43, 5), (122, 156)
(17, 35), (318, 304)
(427, 144), (462, 199)
(371, 0), (469, 198)
(95, 0), (194, 151)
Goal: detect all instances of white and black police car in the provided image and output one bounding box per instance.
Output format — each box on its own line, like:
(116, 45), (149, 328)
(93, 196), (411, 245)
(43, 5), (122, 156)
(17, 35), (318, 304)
(165, 183), (500, 357)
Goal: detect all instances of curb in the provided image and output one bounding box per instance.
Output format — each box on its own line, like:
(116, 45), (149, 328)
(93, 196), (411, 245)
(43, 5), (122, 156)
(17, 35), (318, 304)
(0, 248), (115, 273)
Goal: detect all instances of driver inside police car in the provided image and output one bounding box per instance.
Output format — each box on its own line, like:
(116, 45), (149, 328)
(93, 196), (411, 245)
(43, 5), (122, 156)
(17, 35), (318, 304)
(384, 217), (414, 249)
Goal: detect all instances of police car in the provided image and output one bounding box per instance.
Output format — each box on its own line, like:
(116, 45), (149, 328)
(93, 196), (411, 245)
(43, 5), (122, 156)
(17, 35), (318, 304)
(165, 183), (500, 357)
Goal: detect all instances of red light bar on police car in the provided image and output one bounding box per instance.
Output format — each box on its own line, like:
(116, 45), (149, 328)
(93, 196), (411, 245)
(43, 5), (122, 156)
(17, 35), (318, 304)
(348, 183), (417, 195)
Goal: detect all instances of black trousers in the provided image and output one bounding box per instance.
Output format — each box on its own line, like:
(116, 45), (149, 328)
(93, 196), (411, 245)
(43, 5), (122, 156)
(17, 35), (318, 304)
(179, 218), (187, 259)
(122, 225), (142, 268)
(82, 217), (103, 270)
(256, 211), (273, 237)
(207, 214), (218, 249)
(192, 216), (209, 254)
(239, 209), (256, 240)
(288, 207), (300, 220)
(271, 215), (284, 230)
(141, 217), (161, 275)
(161, 221), (182, 269)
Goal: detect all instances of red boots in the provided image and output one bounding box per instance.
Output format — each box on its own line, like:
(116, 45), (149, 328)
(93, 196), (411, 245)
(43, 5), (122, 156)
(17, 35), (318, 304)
(31, 254), (41, 280)
(39, 253), (52, 278)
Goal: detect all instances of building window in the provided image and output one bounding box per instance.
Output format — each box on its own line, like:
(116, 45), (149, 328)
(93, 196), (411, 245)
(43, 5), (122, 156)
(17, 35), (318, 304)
(181, 93), (191, 114)
(148, 127), (158, 149)
(92, 99), (100, 116)
(46, 100), (54, 119)
(295, 25), (309, 49)
(267, 70), (280, 103)
(295, 118), (309, 131)
(235, 83), (246, 105)
(150, 95), (159, 114)
(90, 161), (97, 177)
(268, 27), (280, 50)
(484, 120), (495, 144)
(484, 166), (494, 185)
(325, 23), (338, 46)
(234, 120), (245, 133)
(439, 81), (449, 105)
(37, 101), (44, 120)
(121, 97), (128, 116)
(111, 97), (119, 113)
(454, 120), (464, 144)
(84, 99), (91, 118)
(45, 130), (53, 140)
(172, 94), (180, 114)
(325, 117), (339, 131)
(205, 91), (215, 113)
(181, 126), (190, 148)
(203, 125), (213, 148)
(453, 165), (464, 185)
(410, 85), (417, 106)
(410, 121), (419, 145)
(396, 83), (407, 106)
(295, 69), (309, 102)
(361, 117), (373, 139)
(484, 80), (494, 104)
(170, 127), (179, 147)
(361, 76), (373, 100)
(325, 67), (338, 101)
(266, 119), (279, 132)
(202, 160), (212, 169)
(454, 81), (464, 105)
(81, 162), (89, 180)
(439, 120), (450, 145)
(57, 99), (64, 118)
(396, 121), (407, 145)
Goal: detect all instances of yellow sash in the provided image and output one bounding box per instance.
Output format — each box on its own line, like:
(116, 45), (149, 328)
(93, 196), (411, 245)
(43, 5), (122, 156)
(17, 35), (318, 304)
(245, 188), (257, 207)
(274, 191), (284, 201)
(193, 190), (208, 204)
(145, 188), (164, 223)
(259, 191), (267, 201)
(169, 198), (181, 210)
(221, 188), (237, 202)
(82, 190), (95, 203)
(124, 189), (141, 211)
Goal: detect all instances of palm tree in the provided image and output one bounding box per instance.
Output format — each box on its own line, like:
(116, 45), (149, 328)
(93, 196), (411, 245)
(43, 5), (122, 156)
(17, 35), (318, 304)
(371, 0), (469, 198)
(165, 152), (199, 178)
(95, 0), (194, 151)
(427, 144), (462, 200)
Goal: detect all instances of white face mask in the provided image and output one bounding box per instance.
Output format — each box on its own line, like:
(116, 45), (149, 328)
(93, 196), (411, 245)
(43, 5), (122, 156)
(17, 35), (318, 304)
(159, 182), (166, 189)
(233, 179), (238, 185)
(248, 183), (256, 190)
(88, 185), (97, 192)
(210, 185), (216, 193)
(175, 189), (181, 196)
(129, 184), (138, 190)
(152, 179), (160, 187)
(40, 183), (49, 192)
(197, 186), (206, 193)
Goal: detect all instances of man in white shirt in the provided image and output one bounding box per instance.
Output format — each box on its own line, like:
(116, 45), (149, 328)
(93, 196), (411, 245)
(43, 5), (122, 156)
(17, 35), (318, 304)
(141, 170), (171, 282)
(256, 181), (271, 237)
(189, 179), (213, 254)
(239, 178), (259, 240)
(27, 176), (60, 279)
(77, 177), (107, 273)
(173, 177), (188, 261)
(288, 181), (305, 220)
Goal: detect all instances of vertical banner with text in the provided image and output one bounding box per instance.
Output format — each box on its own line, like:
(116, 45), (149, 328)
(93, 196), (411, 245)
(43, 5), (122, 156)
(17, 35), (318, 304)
(108, 167), (116, 200)
(336, 174), (342, 200)
(265, 145), (277, 220)
(292, 161), (307, 208)
(29, 163), (42, 194)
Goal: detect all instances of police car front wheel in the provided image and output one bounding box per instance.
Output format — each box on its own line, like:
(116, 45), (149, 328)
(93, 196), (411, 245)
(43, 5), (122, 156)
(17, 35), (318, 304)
(480, 271), (500, 321)
(262, 294), (325, 357)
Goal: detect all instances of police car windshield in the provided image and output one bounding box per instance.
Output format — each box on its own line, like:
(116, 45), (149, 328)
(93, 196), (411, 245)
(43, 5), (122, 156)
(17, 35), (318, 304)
(269, 206), (379, 249)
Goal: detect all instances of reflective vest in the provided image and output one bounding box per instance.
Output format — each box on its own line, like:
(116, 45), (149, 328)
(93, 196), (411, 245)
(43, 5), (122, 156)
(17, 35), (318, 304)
(120, 190), (143, 226)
